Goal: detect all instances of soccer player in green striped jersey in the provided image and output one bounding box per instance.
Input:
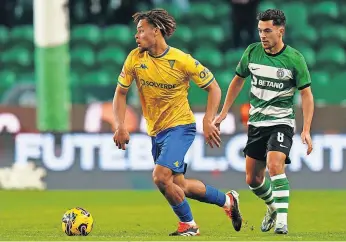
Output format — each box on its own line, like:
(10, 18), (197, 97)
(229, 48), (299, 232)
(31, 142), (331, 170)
(214, 9), (314, 234)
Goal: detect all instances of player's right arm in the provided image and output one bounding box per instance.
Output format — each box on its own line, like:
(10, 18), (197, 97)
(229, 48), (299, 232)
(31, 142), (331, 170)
(112, 52), (135, 150)
(215, 75), (246, 124)
(184, 55), (222, 148)
(214, 44), (254, 127)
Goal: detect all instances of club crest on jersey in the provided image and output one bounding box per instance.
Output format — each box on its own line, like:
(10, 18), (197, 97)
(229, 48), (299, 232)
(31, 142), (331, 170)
(277, 68), (285, 79)
(168, 60), (175, 68)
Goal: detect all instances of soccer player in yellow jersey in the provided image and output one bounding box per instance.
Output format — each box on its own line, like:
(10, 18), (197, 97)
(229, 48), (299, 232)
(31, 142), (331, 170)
(113, 9), (242, 236)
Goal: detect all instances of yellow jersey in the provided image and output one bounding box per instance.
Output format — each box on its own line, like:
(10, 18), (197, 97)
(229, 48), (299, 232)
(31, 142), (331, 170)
(118, 46), (215, 136)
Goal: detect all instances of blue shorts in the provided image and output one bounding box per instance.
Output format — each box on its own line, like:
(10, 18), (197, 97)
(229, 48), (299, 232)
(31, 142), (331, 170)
(151, 123), (196, 174)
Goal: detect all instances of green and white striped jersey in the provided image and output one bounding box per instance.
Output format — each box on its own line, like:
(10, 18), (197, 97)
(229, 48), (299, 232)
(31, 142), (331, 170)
(236, 42), (311, 128)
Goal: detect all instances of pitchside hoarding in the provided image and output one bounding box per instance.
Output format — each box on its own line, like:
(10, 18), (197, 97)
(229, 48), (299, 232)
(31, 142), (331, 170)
(0, 104), (345, 190)
(0, 132), (345, 190)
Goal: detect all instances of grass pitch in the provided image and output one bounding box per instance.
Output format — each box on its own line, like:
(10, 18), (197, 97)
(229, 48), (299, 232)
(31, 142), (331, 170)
(0, 190), (345, 241)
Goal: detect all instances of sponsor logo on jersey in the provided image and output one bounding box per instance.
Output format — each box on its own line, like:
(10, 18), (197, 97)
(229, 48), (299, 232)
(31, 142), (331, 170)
(199, 67), (210, 80)
(140, 64), (148, 69)
(258, 79), (284, 89)
(251, 76), (284, 89)
(140, 79), (177, 89)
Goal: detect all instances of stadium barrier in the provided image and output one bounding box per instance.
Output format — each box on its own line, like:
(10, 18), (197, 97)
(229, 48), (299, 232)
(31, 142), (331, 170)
(0, 132), (345, 190)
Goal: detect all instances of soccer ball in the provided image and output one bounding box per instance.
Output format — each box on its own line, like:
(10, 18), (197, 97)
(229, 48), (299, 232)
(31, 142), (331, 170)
(61, 207), (94, 236)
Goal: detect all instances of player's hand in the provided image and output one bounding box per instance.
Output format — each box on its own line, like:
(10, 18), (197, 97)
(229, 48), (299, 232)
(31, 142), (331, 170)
(113, 126), (130, 150)
(301, 131), (313, 155)
(203, 118), (221, 148)
(213, 113), (227, 131)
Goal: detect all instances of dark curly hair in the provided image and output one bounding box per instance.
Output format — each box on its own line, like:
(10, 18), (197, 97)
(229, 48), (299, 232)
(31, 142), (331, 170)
(132, 9), (176, 38)
(257, 9), (286, 26)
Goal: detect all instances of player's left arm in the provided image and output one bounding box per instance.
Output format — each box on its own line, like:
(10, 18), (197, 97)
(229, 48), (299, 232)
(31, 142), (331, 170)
(296, 53), (314, 155)
(185, 55), (221, 148)
(300, 87), (314, 155)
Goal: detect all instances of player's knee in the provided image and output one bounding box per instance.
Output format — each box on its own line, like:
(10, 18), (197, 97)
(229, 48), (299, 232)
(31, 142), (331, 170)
(152, 173), (166, 185)
(267, 160), (285, 176)
(152, 171), (171, 193)
(267, 152), (286, 175)
(246, 173), (264, 187)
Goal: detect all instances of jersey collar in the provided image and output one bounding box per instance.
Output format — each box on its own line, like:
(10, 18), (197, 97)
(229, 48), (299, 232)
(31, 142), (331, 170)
(148, 46), (170, 58)
(264, 44), (287, 57)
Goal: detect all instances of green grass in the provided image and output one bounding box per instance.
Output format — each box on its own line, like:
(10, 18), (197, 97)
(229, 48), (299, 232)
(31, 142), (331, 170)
(0, 190), (345, 240)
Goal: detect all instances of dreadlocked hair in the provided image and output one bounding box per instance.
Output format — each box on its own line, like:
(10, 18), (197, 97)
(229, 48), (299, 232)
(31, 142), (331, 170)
(132, 9), (176, 38)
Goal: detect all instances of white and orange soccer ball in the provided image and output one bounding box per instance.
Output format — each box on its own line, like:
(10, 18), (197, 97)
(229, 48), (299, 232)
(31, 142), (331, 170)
(61, 207), (94, 236)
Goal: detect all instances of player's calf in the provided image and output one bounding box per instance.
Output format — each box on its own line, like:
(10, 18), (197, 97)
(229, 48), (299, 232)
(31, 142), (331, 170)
(175, 177), (243, 232)
(270, 173), (290, 232)
(174, 176), (228, 209)
(187, 184), (243, 231)
(248, 177), (277, 231)
(153, 165), (198, 234)
(152, 165), (184, 203)
(267, 151), (290, 233)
